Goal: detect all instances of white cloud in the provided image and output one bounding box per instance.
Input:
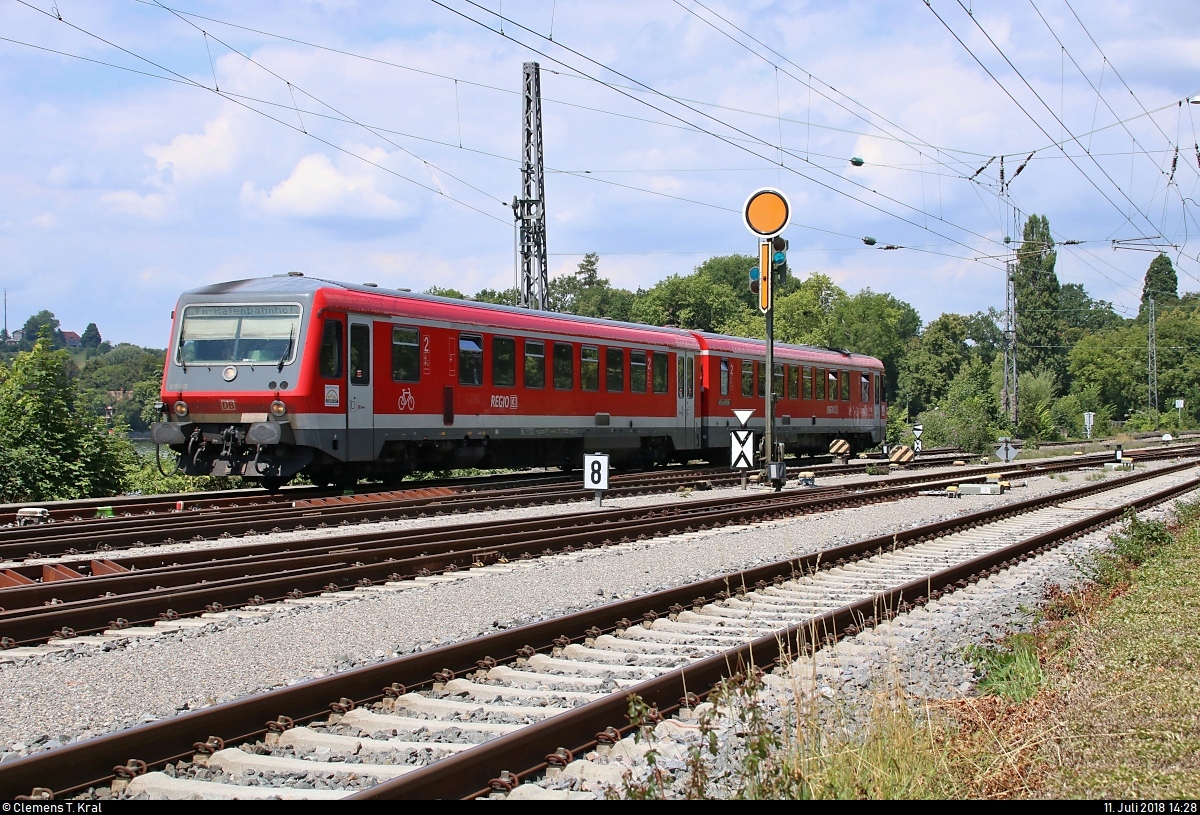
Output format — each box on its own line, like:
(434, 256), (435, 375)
(146, 113), (239, 186)
(240, 153), (411, 221)
(99, 190), (170, 220)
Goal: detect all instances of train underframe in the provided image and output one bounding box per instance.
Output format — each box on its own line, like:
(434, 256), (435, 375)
(151, 419), (881, 490)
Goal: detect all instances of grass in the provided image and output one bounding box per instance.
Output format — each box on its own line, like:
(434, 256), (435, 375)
(615, 500), (1200, 800)
(1030, 508), (1200, 798)
(965, 634), (1044, 704)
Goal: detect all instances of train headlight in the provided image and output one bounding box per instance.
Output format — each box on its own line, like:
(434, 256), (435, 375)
(173, 400), (189, 417)
(269, 400), (287, 418)
(222, 366), (237, 382)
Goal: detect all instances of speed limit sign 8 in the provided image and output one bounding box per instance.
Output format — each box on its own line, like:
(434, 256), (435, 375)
(584, 453), (610, 491)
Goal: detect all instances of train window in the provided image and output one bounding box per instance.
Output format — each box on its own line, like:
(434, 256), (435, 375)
(757, 362), (766, 397)
(875, 373), (882, 405)
(828, 369), (839, 401)
(861, 373), (870, 403)
(320, 319), (343, 378)
(350, 323), (370, 386)
(772, 363), (785, 398)
(841, 370), (851, 401)
(741, 360), (753, 397)
(677, 357), (684, 397)
(686, 357), (694, 398)
(524, 340), (545, 389)
(553, 343), (574, 390)
(802, 366), (813, 399)
(720, 359), (730, 396)
(606, 348), (624, 392)
(581, 346), (600, 391)
(788, 365), (799, 399)
(391, 326), (420, 383)
(459, 334), (483, 386)
(492, 337), (516, 387)
(631, 350), (647, 393)
(815, 367), (826, 400)
(652, 353), (668, 394)
(178, 303), (301, 366)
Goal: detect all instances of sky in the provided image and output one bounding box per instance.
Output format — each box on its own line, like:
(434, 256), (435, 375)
(2, 0), (1199, 349)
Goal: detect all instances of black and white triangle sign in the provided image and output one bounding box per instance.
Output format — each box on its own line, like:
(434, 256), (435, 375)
(731, 429), (755, 469)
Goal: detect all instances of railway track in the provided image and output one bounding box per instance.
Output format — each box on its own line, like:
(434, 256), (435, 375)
(2, 443), (1179, 566)
(0, 458), (1194, 800)
(5, 451), (939, 527)
(2, 451), (1187, 649)
(0, 451), (975, 561)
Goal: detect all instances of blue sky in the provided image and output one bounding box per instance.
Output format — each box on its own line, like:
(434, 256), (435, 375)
(2, 0), (1199, 348)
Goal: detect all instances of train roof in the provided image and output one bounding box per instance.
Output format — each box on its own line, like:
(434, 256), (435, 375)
(179, 275), (701, 349)
(178, 276), (883, 366)
(694, 332), (884, 369)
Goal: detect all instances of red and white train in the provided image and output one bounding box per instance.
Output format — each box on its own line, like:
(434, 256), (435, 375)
(150, 274), (887, 488)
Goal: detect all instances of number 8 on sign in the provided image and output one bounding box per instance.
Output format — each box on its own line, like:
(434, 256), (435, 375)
(583, 453), (609, 490)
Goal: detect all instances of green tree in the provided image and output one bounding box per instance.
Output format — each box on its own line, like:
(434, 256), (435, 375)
(896, 313), (971, 415)
(771, 273), (846, 346)
(1016, 369), (1058, 441)
(423, 286), (468, 300)
(694, 253), (761, 312)
(20, 310), (64, 351)
(915, 357), (996, 453)
(628, 275), (746, 332)
(1013, 214), (1065, 387)
(81, 322), (102, 349)
(1067, 327), (1143, 419)
(1140, 253), (1178, 317)
(0, 335), (130, 501)
(1059, 283), (1124, 346)
(829, 289), (920, 401)
(473, 287), (519, 306)
(548, 253), (636, 321)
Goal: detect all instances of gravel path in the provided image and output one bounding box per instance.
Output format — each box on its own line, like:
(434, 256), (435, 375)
(0, 460), (1193, 766)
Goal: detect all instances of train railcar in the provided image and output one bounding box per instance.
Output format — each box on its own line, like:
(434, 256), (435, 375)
(149, 274), (887, 488)
(694, 333), (886, 456)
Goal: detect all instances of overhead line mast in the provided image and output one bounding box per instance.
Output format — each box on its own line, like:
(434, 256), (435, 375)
(515, 62), (549, 310)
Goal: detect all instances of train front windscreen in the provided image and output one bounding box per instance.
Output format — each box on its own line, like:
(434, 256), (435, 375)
(176, 303), (302, 366)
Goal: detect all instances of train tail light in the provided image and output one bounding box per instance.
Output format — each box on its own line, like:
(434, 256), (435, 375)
(173, 400), (189, 417)
(270, 400), (288, 418)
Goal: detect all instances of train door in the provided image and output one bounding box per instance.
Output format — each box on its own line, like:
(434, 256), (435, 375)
(873, 372), (881, 423)
(677, 352), (697, 451)
(347, 316), (374, 460)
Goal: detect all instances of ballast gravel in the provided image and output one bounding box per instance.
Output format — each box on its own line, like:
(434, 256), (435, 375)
(0, 459), (1195, 772)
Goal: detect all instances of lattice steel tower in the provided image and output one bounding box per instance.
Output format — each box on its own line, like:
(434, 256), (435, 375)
(515, 62), (548, 310)
(1001, 262), (1019, 426)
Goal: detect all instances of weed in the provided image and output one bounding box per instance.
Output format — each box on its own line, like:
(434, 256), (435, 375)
(965, 634), (1045, 703)
(865, 464), (887, 476)
(1107, 510), (1172, 565)
(1085, 471), (1107, 482)
(617, 696), (668, 799)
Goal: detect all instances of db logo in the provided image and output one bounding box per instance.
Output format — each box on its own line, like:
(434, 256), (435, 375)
(220, 399), (236, 411)
(490, 394), (519, 409)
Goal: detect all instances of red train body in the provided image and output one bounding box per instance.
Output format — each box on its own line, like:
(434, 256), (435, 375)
(149, 274), (887, 487)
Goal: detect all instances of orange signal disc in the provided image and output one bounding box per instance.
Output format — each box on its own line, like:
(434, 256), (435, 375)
(744, 188), (789, 236)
